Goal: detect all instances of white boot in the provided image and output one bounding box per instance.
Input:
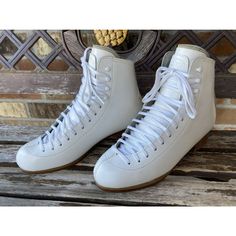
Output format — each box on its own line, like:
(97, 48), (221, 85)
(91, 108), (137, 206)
(16, 45), (142, 173)
(94, 44), (216, 191)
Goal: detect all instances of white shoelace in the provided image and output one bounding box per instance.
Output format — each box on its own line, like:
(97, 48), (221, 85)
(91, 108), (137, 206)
(39, 47), (111, 151)
(115, 66), (199, 164)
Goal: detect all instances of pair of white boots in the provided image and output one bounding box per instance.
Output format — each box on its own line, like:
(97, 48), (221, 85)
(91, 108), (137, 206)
(16, 44), (216, 191)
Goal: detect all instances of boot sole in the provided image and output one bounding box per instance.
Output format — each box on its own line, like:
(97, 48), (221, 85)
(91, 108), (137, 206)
(95, 132), (210, 192)
(20, 131), (123, 174)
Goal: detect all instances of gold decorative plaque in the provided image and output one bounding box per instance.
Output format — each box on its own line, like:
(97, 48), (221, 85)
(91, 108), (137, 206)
(94, 30), (128, 47)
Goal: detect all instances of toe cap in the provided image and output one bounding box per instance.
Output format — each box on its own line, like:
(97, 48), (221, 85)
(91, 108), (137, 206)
(94, 147), (133, 190)
(16, 138), (41, 172)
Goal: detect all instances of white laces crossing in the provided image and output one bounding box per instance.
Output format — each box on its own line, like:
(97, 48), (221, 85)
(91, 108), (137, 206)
(39, 47), (111, 151)
(115, 66), (199, 164)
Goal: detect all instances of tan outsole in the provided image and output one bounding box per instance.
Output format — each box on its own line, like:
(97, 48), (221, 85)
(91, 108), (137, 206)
(20, 131), (123, 175)
(95, 171), (171, 192)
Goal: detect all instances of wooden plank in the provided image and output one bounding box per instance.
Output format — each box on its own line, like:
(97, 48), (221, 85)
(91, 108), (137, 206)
(0, 196), (108, 206)
(0, 144), (20, 163)
(199, 131), (236, 152)
(0, 72), (80, 100)
(1, 143), (235, 180)
(137, 73), (236, 98)
(1, 124), (236, 151)
(0, 124), (47, 143)
(0, 72), (236, 98)
(0, 167), (235, 206)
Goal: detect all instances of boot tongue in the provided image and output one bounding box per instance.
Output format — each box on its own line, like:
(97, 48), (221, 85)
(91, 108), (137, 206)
(159, 45), (207, 100)
(159, 54), (190, 100)
(88, 45), (118, 70)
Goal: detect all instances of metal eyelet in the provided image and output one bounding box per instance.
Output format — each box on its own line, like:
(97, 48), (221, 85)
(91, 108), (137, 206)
(105, 66), (111, 72)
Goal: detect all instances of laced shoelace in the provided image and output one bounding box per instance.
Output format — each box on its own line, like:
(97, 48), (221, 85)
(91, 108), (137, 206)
(114, 66), (200, 164)
(39, 47), (111, 152)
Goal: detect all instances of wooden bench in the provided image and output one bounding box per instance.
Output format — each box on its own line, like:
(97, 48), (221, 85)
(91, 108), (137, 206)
(0, 123), (235, 206)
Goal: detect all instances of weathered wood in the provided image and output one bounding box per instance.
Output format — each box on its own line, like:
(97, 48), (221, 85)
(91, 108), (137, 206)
(0, 123), (235, 206)
(0, 124), (120, 144)
(0, 124), (47, 143)
(0, 144), (20, 163)
(1, 124), (236, 151)
(0, 196), (108, 206)
(0, 72), (81, 100)
(0, 167), (235, 206)
(199, 131), (236, 152)
(0, 72), (236, 99)
(1, 143), (235, 181)
(137, 72), (236, 98)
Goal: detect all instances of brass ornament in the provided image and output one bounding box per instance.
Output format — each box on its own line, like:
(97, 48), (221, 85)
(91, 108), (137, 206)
(94, 30), (128, 47)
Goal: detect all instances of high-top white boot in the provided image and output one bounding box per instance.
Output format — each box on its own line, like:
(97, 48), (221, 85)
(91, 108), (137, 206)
(16, 45), (142, 173)
(94, 44), (216, 191)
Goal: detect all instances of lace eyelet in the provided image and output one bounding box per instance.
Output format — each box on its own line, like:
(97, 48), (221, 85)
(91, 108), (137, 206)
(169, 134), (172, 138)
(161, 142), (164, 145)
(128, 162), (131, 165)
(88, 119), (91, 122)
(99, 105), (102, 109)
(138, 160), (141, 163)
(67, 138), (70, 141)
(81, 126), (84, 129)
(154, 148), (157, 151)
(42, 150), (45, 152)
(181, 118), (184, 122)
(59, 144), (62, 146)
(146, 155), (149, 158)
(105, 66), (111, 72)
(176, 126), (179, 129)
(51, 148), (54, 151)
(74, 132), (77, 136)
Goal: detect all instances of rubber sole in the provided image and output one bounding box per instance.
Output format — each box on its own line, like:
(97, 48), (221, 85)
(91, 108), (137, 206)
(20, 131), (123, 174)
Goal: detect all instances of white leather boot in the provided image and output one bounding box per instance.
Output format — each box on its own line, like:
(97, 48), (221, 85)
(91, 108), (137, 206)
(16, 45), (142, 173)
(94, 44), (216, 191)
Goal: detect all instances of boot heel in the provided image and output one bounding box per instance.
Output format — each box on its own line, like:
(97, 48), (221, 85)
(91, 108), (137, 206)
(193, 133), (210, 151)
